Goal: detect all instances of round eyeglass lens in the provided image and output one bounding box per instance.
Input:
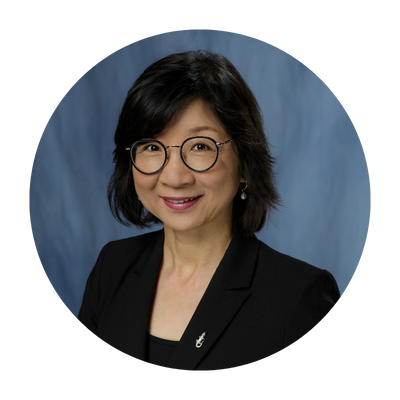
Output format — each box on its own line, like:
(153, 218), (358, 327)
(132, 140), (166, 174)
(182, 137), (218, 171)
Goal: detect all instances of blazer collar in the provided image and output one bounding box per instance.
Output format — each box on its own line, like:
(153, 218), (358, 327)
(123, 228), (260, 369)
(215, 227), (259, 290)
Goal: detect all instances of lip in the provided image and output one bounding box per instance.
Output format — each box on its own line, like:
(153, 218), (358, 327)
(161, 196), (202, 211)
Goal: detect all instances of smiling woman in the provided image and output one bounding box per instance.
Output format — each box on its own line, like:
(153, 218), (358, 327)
(108, 50), (279, 235)
(78, 50), (340, 370)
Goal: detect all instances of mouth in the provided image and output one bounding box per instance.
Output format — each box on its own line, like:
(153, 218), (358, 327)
(164, 197), (199, 204)
(161, 196), (202, 210)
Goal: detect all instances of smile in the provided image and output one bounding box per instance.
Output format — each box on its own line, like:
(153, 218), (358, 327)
(165, 197), (197, 204)
(161, 196), (202, 210)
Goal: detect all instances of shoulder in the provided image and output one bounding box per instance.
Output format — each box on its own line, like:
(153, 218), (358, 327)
(256, 242), (340, 302)
(90, 229), (164, 285)
(99, 229), (163, 265)
(257, 239), (337, 286)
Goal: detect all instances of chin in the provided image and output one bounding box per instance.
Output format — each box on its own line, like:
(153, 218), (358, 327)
(164, 222), (203, 234)
(162, 216), (209, 234)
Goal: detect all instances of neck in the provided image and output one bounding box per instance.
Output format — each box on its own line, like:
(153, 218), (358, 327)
(162, 223), (234, 279)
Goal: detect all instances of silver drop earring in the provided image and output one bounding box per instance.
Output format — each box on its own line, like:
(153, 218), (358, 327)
(239, 181), (248, 200)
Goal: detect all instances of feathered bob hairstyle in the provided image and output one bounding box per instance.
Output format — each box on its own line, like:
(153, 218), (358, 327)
(107, 50), (280, 237)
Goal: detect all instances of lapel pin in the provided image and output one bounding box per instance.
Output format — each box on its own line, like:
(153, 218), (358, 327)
(195, 331), (207, 348)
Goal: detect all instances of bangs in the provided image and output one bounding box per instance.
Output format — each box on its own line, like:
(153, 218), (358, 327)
(134, 93), (198, 141)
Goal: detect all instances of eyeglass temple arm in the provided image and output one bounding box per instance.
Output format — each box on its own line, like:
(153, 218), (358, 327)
(216, 138), (234, 147)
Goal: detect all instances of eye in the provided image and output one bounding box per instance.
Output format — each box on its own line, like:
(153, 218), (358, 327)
(191, 142), (211, 151)
(140, 143), (162, 153)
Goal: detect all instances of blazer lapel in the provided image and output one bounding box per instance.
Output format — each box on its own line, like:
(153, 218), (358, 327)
(168, 230), (260, 370)
(116, 230), (164, 360)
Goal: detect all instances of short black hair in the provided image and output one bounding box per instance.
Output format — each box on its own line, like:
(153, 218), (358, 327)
(107, 50), (280, 237)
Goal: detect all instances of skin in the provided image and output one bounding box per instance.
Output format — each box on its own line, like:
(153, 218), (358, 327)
(132, 99), (246, 340)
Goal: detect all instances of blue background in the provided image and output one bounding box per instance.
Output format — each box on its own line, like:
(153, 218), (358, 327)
(30, 30), (370, 317)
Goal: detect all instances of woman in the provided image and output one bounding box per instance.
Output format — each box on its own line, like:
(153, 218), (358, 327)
(78, 50), (340, 370)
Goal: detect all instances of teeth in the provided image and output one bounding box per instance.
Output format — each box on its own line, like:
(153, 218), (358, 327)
(166, 197), (196, 204)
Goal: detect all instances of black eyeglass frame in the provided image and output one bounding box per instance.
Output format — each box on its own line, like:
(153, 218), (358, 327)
(125, 136), (234, 175)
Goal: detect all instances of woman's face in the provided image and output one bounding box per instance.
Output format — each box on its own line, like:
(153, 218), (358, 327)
(132, 99), (244, 235)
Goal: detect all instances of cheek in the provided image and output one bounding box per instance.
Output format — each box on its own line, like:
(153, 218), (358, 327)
(132, 167), (158, 197)
(205, 163), (241, 199)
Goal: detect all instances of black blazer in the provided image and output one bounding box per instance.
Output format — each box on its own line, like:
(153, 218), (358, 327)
(78, 229), (340, 370)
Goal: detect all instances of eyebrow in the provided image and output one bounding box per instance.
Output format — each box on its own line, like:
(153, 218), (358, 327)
(187, 125), (220, 135)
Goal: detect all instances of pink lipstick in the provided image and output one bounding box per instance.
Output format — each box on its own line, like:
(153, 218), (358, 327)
(161, 196), (201, 211)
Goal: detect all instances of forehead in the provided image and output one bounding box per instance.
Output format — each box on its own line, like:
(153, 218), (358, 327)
(155, 99), (228, 142)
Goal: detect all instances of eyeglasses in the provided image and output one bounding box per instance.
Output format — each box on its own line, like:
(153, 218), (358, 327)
(125, 136), (234, 175)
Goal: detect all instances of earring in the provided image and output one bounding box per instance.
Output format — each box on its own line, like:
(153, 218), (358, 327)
(239, 181), (248, 200)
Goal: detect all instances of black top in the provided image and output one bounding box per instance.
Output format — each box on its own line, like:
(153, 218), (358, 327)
(78, 228), (340, 370)
(147, 334), (178, 367)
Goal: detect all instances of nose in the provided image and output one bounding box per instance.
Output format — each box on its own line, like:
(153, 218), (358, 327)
(159, 147), (195, 187)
